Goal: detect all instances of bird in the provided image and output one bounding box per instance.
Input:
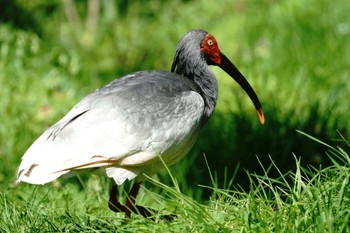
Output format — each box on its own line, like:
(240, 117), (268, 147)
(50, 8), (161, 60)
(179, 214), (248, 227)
(16, 29), (264, 219)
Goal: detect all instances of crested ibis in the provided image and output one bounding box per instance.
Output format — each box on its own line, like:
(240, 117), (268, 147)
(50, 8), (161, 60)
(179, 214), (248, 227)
(16, 29), (264, 219)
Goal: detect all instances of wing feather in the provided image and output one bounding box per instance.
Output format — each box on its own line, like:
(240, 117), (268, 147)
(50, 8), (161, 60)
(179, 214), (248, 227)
(17, 71), (205, 185)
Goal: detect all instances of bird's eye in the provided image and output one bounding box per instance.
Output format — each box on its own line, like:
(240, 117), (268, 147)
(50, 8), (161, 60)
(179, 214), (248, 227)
(207, 39), (213, 46)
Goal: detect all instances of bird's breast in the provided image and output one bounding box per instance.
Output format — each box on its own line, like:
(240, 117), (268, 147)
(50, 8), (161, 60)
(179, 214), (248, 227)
(117, 90), (205, 173)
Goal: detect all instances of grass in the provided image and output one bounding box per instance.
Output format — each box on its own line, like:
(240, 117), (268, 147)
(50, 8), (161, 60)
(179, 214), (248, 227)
(1, 0), (350, 232)
(0, 135), (349, 232)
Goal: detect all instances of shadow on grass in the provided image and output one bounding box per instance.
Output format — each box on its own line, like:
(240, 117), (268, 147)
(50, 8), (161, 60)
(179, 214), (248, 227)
(164, 101), (348, 199)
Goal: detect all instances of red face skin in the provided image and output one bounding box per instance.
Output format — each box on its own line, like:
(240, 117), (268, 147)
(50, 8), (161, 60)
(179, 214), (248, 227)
(200, 33), (222, 65)
(200, 33), (265, 125)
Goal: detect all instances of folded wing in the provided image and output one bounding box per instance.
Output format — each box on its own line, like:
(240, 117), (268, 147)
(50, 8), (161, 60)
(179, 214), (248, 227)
(17, 71), (205, 185)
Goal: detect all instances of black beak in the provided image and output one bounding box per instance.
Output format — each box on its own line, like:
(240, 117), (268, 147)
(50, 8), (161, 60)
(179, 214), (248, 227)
(219, 53), (265, 124)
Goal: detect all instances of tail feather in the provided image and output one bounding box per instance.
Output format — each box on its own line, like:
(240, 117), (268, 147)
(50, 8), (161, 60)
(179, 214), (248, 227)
(16, 164), (68, 185)
(16, 156), (139, 185)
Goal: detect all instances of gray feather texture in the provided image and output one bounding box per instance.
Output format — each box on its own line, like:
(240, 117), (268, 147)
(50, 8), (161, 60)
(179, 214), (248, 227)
(17, 71), (205, 185)
(16, 29), (235, 186)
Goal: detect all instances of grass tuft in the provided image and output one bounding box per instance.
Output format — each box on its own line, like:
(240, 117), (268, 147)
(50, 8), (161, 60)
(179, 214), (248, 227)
(1, 0), (350, 231)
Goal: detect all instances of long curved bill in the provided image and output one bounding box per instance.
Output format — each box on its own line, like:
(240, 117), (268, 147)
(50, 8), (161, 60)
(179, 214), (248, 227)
(218, 53), (265, 125)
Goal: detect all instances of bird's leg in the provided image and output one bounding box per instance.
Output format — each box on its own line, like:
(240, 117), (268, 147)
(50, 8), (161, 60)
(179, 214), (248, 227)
(125, 182), (156, 218)
(125, 183), (176, 220)
(109, 182), (175, 220)
(108, 184), (126, 213)
(124, 182), (140, 218)
(108, 182), (153, 218)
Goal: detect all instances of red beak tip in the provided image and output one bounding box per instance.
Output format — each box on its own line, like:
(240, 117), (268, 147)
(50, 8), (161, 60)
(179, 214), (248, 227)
(257, 108), (265, 125)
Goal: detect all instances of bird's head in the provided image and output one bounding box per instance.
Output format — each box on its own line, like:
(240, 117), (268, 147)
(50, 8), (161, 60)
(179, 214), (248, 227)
(172, 29), (265, 125)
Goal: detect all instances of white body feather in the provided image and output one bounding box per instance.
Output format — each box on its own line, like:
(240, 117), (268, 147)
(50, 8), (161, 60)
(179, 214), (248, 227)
(17, 71), (205, 185)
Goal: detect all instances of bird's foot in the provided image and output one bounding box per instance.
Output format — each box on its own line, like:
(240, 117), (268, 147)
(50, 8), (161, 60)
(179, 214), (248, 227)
(108, 202), (175, 221)
(135, 205), (176, 221)
(108, 183), (176, 221)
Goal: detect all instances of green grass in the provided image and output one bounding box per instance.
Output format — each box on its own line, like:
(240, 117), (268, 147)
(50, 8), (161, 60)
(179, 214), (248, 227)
(1, 135), (349, 232)
(1, 0), (350, 232)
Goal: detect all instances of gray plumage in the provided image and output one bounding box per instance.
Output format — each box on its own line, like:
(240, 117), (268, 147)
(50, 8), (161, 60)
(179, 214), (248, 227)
(16, 29), (264, 192)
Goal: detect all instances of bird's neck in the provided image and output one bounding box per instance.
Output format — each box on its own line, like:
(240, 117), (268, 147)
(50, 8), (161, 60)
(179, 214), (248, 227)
(176, 63), (218, 126)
